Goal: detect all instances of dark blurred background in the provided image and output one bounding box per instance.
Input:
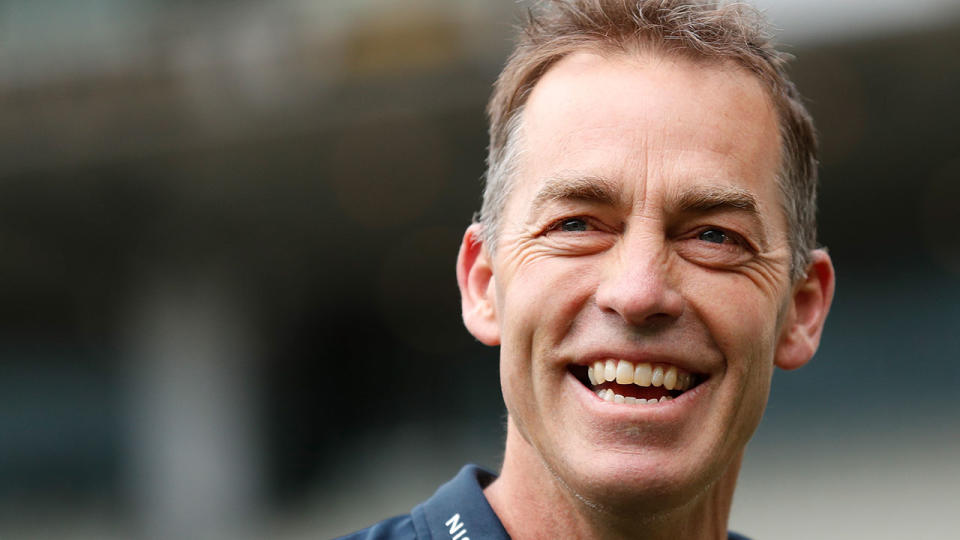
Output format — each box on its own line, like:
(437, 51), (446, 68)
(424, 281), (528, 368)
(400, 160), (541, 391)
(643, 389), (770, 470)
(0, 1), (957, 538)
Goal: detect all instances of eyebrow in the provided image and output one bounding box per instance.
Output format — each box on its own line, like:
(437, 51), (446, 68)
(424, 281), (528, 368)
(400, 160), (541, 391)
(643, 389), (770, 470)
(529, 174), (623, 216)
(529, 176), (759, 217)
(671, 185), (761, 216)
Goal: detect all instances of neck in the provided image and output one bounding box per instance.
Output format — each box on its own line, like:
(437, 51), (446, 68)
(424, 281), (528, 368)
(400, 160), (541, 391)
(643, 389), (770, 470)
(484, 419), (741, 540)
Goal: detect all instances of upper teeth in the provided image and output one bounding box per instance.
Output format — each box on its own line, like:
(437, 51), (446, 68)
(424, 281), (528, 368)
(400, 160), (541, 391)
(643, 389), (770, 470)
(587, 359), (695, 391)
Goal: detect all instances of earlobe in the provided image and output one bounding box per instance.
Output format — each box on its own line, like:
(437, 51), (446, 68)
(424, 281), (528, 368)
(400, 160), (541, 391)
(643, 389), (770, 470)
(774, 249), (836, 370)
(456, 224), (500, 346)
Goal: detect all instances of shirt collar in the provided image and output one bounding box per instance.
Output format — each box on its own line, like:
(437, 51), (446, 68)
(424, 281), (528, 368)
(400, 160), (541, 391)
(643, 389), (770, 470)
(411, 464), (510, 540)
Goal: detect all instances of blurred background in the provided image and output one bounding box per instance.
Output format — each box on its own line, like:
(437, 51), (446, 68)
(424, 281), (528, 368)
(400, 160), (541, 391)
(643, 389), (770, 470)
(0, 0), (958, 538)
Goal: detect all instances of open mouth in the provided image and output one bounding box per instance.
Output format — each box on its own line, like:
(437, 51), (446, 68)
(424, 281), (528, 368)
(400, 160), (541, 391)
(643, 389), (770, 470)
(570, 359), (703, 404)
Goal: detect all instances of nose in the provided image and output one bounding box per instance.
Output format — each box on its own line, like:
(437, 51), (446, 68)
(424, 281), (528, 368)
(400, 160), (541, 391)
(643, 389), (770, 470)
(595, 231), (684, 326)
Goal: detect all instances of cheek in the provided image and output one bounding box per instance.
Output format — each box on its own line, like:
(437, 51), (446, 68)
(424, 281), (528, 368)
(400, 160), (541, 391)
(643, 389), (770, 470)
(685, 275), (779, 444)
(498, 256), (600, 339)
(494, 258), (600, 396)
(684, 273), (781, 367)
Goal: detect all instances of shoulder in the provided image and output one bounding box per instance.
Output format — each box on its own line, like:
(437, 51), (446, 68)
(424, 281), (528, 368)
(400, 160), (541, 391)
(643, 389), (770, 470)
(336, 513), (418, 540)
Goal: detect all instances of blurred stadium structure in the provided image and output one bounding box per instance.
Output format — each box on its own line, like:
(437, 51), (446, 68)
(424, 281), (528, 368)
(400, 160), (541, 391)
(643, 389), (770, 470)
(0, 1), (958, 538)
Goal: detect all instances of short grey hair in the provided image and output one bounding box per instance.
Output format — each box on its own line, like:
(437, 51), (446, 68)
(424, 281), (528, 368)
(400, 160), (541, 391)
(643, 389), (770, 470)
(478, 0), (819, 281)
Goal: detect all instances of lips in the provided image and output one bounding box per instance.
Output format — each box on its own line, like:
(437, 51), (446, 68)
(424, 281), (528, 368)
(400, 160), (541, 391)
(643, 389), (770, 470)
(571, 359), (702, 405)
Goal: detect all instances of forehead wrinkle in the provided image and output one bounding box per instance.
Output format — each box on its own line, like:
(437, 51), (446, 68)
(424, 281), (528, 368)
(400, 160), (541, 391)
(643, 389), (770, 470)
(528, 173), (625, 218)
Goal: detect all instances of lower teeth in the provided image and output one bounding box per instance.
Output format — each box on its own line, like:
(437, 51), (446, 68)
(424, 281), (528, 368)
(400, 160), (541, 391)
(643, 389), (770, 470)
(595, 388), (673, 404)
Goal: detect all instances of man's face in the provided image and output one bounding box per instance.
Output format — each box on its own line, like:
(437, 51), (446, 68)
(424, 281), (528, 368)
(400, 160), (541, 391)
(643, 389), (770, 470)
(484, 51), (795, 506)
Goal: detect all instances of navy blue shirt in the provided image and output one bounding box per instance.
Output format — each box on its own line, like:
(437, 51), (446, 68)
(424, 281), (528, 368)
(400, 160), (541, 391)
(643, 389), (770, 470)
(338, 464), (751, 539)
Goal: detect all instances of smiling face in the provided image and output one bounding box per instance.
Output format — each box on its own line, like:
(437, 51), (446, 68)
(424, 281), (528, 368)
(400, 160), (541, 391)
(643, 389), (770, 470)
(458, 49), (829, 515)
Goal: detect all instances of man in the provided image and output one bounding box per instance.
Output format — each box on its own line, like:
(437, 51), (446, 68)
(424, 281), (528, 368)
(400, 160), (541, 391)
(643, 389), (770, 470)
(343, 1), (834, 538)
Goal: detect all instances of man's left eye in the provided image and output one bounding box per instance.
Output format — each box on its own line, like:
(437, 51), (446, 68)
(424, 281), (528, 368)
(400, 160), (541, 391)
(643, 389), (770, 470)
(559, 218), (589, 232)
(677, 227), (755, 267)
(698, 229), (728, 244)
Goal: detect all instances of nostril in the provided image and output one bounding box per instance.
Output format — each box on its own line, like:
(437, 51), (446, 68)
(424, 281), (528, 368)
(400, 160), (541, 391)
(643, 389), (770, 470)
(595, 270), (683, 324)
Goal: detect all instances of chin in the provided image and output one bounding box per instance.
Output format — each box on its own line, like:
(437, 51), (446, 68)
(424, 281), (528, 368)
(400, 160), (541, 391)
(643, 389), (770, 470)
(579, 463), (715, 511)
(543, 440), (731, 515)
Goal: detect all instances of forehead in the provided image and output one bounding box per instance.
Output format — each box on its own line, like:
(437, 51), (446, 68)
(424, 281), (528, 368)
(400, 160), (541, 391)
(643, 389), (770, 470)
(509, 50), (783, 222)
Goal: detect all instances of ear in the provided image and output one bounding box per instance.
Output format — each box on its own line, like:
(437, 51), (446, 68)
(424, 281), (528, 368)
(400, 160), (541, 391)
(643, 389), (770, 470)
(456, 223), (500, 346)
(774, 249), (836, 370)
